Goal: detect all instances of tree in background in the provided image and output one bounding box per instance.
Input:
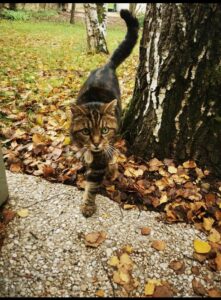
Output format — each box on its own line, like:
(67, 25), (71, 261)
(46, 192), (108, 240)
(122, 3), (221, 176)
(83, 3), (109, 54)
(70, 3), (75, 24)
(129, 3), (137, 16)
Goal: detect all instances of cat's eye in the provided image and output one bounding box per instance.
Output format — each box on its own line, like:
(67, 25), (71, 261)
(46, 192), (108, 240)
(101, 127), (109, 134)
(82, 128), (90, 135)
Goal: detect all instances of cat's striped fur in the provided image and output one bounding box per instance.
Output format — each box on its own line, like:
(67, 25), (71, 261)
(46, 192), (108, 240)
(70, 10), (139, 217)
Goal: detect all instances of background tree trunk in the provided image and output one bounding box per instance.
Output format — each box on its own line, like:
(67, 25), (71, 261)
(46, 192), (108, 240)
(122, 3), (221, 176)
(70, 3), (75, 24)
(9, 3), (17, 10)
(129, 3), (137, 16)
(96, 3), (108, 37)
(83, 3), (109, 54)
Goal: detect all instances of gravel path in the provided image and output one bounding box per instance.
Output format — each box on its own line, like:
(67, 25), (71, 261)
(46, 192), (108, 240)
(0, 171), (220, 297)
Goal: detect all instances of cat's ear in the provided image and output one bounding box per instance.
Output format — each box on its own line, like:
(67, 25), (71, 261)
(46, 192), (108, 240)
(71, 104), (87, 116)
(102, 99), (118, 115)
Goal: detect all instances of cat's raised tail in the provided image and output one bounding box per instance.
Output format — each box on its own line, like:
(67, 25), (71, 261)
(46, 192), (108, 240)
(108, 9), (139, 70)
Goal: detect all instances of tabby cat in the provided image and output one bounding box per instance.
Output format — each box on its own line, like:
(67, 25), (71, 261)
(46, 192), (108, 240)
(70, 10), (139, 217)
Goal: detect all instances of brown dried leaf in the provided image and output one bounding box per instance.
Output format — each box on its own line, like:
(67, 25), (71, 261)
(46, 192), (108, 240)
(169, 260), (185, 274)
(215, 253), (221, 271)
(141, 227), (151, 235)
(96, 289), (105, 297)
(124, 167), (143, 178)
(151, 240), (166, 251)
(85, 231), (106, 248)
(153, 284), (174, 297)
(10, 162), (21, 173)
(191, 266), (200, 275)
(43, 165), (55, 177)
(148, 158), (164, 171)
(208, 288), (221, 297)
(2, 209), (16, 224)
(192, 278), (207, 296)
(193, 252), (207, 263)
(183, 160), (197, 169)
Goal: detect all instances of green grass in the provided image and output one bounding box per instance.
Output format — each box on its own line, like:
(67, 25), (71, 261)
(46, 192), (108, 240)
(0, 19), (139, 139)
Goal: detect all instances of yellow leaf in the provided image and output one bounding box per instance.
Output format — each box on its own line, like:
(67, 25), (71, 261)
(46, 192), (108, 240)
(183, 160), (196, 169)
(208, 228), (220, 243)
(108, 256), (120, 267)
(63, 137), (71, 145)
(123, 204), (136, 210)
(122, 245), (133, 254)
(203, 217), (214, 231)
(124, 167), (143, 178)
(96, 289), (105, 297)
(144, 282), (155, 296)
(36, 114), (43, 126)
(17, 209), (29, 218)
(119, 270), (130, 283)
(194, 239), (211, 254)
(159, 193), (168, 204)
(32, 133), (45, 145)
(113, 271), (121, 284)
(168, 166), (177, 174)
(120, 253), (133, 267)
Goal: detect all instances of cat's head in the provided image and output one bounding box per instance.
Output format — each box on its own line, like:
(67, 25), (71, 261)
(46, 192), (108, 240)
(70, 100), (118, 153)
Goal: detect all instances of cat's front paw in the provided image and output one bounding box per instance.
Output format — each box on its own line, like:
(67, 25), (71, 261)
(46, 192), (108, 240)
(81, 203), (97, 217)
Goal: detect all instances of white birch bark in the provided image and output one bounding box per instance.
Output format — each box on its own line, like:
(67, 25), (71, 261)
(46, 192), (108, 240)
(83, 3), (108, 54)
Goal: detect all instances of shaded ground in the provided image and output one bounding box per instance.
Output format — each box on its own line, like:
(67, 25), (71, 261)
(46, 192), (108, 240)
(1, 171), (221, 297)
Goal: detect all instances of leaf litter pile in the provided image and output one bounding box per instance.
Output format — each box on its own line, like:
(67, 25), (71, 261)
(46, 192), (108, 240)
(1, 21), (221, 297)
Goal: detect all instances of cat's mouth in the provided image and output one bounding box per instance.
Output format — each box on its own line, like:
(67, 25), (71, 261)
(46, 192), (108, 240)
(91, 148), (103, 153)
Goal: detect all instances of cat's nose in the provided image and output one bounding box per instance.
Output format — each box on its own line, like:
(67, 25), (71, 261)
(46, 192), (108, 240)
(94, 142), (99, 148)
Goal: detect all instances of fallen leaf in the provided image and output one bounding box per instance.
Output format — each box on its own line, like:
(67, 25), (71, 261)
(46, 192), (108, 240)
(168, 166), (177, 174)
(10, 163), (21, 173)
(122, 245), (133, 254)
(192, 278), (207, 296)
(183, 160), (196, 169)
(141, 227), (151, 235)
(208, 288), (221, 297)
(191, 266), (200, 275)
(17, 209), (29, 218)
(208, 228), (220, 243)
(43, 165), (54, 177)
(108, 256), (120, 267)
(203, 217), (215, 231)
(96, 289), (105, 297)
(169, 260), (185, 274)
(153, 284), (174, 297)
(119, 253), (133, 269)
(215, 253), (221, 271)
(124, 167), (143, 178)
(148, 158), (164, 171)
(144, 281), (155, 296)
(85, 231), (106, 248)
(123, 204), (136, 210)
(2, 209), (16, 224)
(194, 239), (211, 254)
(151, 240), (166, 251)
(193, 252), (207, 263)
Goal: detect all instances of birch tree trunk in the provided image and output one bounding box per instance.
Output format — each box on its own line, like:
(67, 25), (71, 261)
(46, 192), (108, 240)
(70, 3), (75, 24)
(83, 3), (109, 54)
(122, 3), (221, 176)
(129, 3), (137, 16)
(96, 3), (108, 37)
